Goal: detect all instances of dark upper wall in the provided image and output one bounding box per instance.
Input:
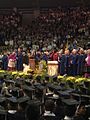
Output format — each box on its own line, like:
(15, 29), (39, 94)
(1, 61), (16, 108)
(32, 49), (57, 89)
(0, 0), (90, 8)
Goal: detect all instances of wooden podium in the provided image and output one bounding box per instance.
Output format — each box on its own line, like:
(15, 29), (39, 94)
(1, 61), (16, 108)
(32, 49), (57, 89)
(47, 61), (58, 76)
(29, 59), (35, 70)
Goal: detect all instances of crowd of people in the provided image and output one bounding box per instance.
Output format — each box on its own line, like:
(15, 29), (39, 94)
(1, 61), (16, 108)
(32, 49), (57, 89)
(0, 7), (90, 51)
(0, 7), (90, 120)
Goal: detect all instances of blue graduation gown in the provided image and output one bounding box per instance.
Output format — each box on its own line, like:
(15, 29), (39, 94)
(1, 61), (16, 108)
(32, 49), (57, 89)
(42, 53), (48, 63)
(70, 54), (78, 76)
(2, 55), (8, 70)
(64, 55), (71, 75)
(16, 53), (23, 71)
(60, 54), (66, 75)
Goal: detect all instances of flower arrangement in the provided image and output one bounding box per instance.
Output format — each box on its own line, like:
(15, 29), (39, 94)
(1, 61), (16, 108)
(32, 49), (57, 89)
(66, 76), (76, 82)
(75, 77), (87, 83)
(0, 70), (90, 84)
(58, 75), (64, 79)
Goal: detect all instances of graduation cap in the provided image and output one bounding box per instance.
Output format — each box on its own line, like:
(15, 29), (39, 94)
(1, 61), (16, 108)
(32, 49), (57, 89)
(63, 98), (79, 106)
(18, 96), (30, 104)
(22, 85), (35, 99)
(15, 80), (24, 88)
(65, 88), (75, 93)
(0, 96), (7, 109)
(35, 75), (41, 82)
(0, 96), (6, 103)
(29, 74), (33, 80)
(34, 82), (41, 86)
(52, 75), (58, 82)
(18, 96), (30, 110)
(25, 79), (32, 86)
(22, 85), (35, 91)
(46, 83), (55, 92)
(7, 97), (18, 110)
(4, 80), (15, 86)
(45, 75), (50, 81)
(0, 106), (7, 115)
(0, 106), (7, 120)
(35, 85), (46, 91)
(46, 84), (62, 95)
(81, 94), (90, 104)
(57, 91), (70, 99)
(53, 85), (62, 93)
(7, 97), (18, 103)
(79, 86), (87, 94)
(63, 98), (79, 117)
(84, 81), (90, 88)
(60, 82), (66, 88)
(26, 100), (42, 120)
(71, 93), (81, 101)
(10, 87), (20, 98)
(27, 99), (41, 105)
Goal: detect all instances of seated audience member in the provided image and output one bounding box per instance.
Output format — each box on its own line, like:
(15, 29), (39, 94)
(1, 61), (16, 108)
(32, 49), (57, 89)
(26, 103), (40, 120)
(72, 103), (89, 120)
(54, 98), (65, 120)
(41, 99), (56, 120)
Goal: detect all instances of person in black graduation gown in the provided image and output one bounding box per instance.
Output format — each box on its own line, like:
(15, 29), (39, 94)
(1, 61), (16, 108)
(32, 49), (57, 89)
(72, 103), (89, 120)
(40, 99), (56, 120)
(26, 102), (40, 120)
(7, 97), (26, 120)
(54, 98), (65, 120)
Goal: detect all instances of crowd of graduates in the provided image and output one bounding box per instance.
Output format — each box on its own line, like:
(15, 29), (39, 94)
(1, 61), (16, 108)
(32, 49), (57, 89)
(1, 67), (90, 120)
(0, 72), (90, 120)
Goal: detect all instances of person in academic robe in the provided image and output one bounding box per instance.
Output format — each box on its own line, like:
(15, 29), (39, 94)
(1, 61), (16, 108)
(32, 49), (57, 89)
(16, 48), (23, 71)
(8, 51), (16, 71)
(42, 51), (49, 63)
(84, 49), (90, 78)
(49, 49), (58, 61)
(77, 48), (86, 76)
(59, 53), (66, 75)
(35, 50), (41, 65)
(2, 51), (8, 70)
(40, 99), (56, 120)
(22, 52), (29, 65)
(58, 50), (63, 74)
(64, 49), (71, 75)
(70, 49), (78, 76)
(54, 98), (65, 120)
(0, 53), (3, 69)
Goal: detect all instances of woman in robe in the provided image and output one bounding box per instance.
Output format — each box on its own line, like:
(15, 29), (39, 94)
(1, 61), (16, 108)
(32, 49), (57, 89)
(8, 51), (16, 71)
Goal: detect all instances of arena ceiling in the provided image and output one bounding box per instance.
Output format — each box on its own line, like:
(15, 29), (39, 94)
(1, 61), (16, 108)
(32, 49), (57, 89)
(0, 0), (90, 8)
